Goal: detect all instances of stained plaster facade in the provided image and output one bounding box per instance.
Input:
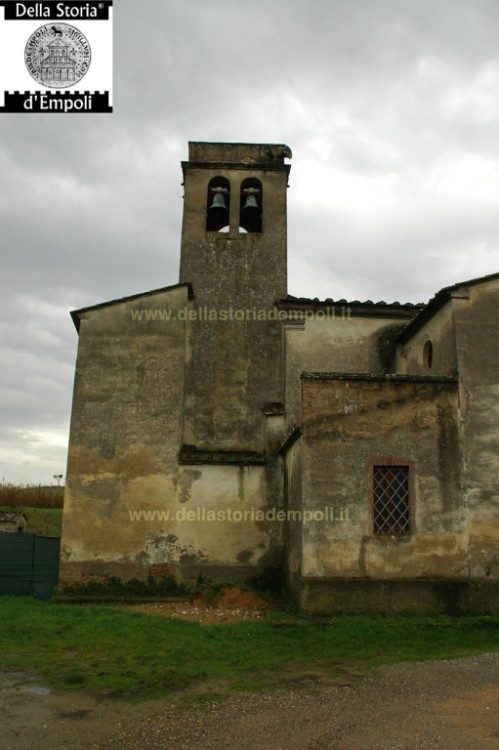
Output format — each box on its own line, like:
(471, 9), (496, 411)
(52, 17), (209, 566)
(61, 142), (498, 613)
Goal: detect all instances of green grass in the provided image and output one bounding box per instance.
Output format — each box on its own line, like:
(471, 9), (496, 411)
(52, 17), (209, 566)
(0, 506), (62, 537)
(0, 597), (498, 701)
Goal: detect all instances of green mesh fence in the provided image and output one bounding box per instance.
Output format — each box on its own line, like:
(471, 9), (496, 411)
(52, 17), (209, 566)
(0, 533), (60, 599)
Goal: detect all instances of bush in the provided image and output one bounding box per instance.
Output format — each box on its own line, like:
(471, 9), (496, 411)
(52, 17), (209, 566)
(62, 575), (191, 598)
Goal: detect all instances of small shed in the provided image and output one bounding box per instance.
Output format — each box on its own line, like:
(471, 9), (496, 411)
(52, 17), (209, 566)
(0, 512), (28, 533)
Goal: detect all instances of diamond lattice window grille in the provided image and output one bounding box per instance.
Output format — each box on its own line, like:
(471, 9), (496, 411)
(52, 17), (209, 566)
(373, 465), (410, 534)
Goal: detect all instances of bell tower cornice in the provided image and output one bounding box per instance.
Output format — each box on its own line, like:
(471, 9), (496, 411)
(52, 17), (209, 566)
(182, 160), (291, 175)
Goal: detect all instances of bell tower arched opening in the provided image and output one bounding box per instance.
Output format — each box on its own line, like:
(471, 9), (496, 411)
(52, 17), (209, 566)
(206, 176), (230, 232)
(239, 177), (262, 233)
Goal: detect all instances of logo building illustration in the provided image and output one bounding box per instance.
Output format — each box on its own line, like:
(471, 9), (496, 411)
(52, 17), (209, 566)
(25, 24), (91, 88)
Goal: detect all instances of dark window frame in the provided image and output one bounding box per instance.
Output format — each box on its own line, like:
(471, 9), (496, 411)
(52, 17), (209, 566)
(366, 456), (415, 537)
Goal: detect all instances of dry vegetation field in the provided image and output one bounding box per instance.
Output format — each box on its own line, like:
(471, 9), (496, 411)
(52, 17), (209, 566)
(0, 483), (64, 509)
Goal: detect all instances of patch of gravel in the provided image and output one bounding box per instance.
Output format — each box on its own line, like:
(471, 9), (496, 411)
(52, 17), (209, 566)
(1, 654), (497, 749)
(93, 652), (499, 750)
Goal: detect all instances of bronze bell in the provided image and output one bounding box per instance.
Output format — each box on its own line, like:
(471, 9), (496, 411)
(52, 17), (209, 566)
(209, 191), (228, 211)
(243, 193), (259, 210)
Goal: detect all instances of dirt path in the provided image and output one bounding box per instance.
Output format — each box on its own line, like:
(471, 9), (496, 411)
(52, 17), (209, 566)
(1, 653), (498, 750)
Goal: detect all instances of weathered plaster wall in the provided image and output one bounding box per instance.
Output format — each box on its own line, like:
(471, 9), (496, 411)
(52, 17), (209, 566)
(171, 464), (281, 579)
(453, 278), (499, 579)
(284, 312), (413, 427)
(394, 277), (499, 580)
(299, 375), (466, 580)
(61, 286), (280, 583)
(283, 435), (302, 590)
(396, 302), (457, 375)
(60, 287), (189, 582)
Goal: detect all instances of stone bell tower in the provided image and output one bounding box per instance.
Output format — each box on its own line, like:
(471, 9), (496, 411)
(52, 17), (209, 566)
(179, 142), (292, 452)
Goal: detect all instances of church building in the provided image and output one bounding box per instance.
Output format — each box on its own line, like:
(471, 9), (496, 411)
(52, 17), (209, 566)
(60, 142), (498, 613)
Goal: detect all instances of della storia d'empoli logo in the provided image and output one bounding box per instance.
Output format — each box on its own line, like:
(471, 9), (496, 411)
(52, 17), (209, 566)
(24, 23), (91, 88)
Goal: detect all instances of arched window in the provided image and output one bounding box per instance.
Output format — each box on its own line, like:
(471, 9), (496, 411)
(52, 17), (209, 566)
(239, 178), (262, 233)
(423, 340), (433, 370)
(206, 177), (230, 232)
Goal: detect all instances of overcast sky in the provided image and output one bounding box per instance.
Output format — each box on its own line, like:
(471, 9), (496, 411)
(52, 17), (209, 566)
(1, 0), (498, 484)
